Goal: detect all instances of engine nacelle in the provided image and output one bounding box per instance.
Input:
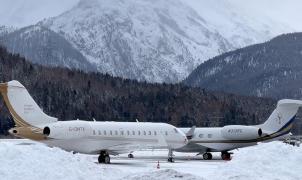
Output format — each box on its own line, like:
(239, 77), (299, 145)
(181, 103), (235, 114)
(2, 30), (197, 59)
(221, 125), (262, 140)
(43, 121), (92, 140)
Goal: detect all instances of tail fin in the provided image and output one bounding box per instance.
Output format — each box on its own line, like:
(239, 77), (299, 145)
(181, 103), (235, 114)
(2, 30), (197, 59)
(260, 99), (302, 134)
(0, 80), (57, 127)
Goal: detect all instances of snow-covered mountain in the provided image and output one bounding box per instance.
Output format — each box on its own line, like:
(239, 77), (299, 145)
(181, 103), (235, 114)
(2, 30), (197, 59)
(184, 33), (302, 99)
(0, 25), (96, 72)
(1, 0), (302, 83)
(41, 0), (232, 83)
(185, 0), (298, 48)
(0, 26), (15, 37)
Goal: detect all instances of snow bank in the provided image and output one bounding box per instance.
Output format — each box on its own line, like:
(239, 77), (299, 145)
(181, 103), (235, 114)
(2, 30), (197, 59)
(0, 141), (104, 180)
(0, 140), (301, 180)
(123, 169), (203, 180)
(215, 142), (302, 180)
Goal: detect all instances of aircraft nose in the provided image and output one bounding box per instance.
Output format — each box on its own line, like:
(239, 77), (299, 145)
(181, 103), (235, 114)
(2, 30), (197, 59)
(176, 134), (188, 148)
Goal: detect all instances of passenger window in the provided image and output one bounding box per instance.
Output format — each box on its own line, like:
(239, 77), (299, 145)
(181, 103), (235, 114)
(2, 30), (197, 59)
(165, 131), (168, 136)
(115, 130), (118, 135)
(98, 130), (101, 135)
(138, 131), (141, 135)
(199, 134), (204, 138)
(110, 130), (112, 135)
(121, 131), (124, 135)
(103, 130), (106, 135)
(93, 130), (96, 135)
(127, 130), (130, 135)
(208, 134), (213, 138)
(148, 131), (151, 135)
(132, 131), (135, 135)
(143, 131), (146, 135)
(154, 131), (157, 136)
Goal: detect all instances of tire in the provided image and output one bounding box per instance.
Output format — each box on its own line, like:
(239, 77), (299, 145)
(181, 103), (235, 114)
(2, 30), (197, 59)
(203, 153), (212, 160)
(98, 155), (104, 163)
(128, 154), (134, 158)
(168, 157), (175, 163)
(221, 153), (231, 160)
(104, 155), (110, 164)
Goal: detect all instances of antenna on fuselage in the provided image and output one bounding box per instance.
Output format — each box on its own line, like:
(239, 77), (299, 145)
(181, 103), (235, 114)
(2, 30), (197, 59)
(136, 119), (139, 122)
(93, 118), (96, 122)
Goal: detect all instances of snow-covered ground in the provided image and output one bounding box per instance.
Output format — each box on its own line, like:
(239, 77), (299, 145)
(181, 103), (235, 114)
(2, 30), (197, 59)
(0, 140), (301, 180)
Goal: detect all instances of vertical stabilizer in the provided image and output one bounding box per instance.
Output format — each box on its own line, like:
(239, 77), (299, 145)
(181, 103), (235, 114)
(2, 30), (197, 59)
(0, 80), (57, 127)
(260, 99), (302, 134)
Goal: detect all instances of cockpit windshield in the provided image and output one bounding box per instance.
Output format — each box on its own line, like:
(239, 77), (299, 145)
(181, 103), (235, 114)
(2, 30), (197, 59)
(174, 128), (179, 133)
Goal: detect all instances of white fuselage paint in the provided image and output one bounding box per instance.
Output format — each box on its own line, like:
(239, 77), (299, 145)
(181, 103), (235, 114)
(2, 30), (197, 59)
(177, 127), (290, 153)
(38, 121), (188, 155)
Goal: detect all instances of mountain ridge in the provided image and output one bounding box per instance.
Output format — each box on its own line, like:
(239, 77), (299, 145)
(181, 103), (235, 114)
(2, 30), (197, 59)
(184, 32), (302, 99)
(0, 25), (96, 72)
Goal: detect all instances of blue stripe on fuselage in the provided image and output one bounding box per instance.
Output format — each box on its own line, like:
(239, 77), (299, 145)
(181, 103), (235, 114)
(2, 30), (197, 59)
(275, 115), (296, 134)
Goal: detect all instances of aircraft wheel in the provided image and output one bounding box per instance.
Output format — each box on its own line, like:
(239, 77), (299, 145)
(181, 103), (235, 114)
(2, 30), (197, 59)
(98, 151), (109, 163)
(98, 154), (104, 163)
(128, 153), (134, 158)
(104, 155), (111, 164)
(168, 157), (175, 163)
(203, 152), (212, 160)
(221, 152), (231, 160)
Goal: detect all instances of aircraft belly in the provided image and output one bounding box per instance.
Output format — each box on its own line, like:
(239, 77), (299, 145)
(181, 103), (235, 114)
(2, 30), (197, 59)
(196, 142), (257, 152)
(176, 141), (258, 153)
(175, 142), (207, 152)
(42, 137), (163, 154)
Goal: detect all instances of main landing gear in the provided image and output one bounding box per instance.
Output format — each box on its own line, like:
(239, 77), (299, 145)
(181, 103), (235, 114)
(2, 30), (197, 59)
(221, 152), (232, 161)
(202, 152), (213, 160)
(128, 153), (134, 158)
(167, 149), (175, 163)
(98, 150), (110, 164)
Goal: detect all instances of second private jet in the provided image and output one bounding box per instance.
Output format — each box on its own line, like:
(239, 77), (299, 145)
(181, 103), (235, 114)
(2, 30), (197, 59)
(178, 99), (302, 160)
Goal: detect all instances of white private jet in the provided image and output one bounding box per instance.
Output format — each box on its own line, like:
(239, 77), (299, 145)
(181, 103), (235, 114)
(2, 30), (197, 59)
(178, 99), (302, 160)
(0, 80), (188, 163)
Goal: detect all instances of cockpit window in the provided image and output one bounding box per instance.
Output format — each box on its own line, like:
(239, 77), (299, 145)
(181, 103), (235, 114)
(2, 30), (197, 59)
(174, 128), (179, 133)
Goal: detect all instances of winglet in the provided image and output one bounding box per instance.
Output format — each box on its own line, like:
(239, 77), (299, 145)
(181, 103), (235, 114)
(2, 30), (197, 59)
(186, 126), (196, 140)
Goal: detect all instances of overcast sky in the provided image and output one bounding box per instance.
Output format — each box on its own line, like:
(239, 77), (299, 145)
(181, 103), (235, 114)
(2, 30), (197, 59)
(186, 0), (302, 30)
(0, 0), (80, 27)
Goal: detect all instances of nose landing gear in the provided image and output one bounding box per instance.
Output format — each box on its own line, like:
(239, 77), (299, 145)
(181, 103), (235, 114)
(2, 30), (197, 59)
(128, 153), (134, 158)
(167, 149), (175, 163)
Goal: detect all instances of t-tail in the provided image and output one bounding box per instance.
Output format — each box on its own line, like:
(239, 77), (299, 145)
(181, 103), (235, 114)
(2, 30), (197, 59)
(0, 80), (57, 127)
(259, 99), (302, 138)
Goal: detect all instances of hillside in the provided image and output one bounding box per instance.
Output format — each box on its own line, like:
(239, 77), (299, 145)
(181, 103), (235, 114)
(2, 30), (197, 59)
(185, 33), (302, 99)
(0, 25), (96, 72)
(0, 46), (278, 135)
